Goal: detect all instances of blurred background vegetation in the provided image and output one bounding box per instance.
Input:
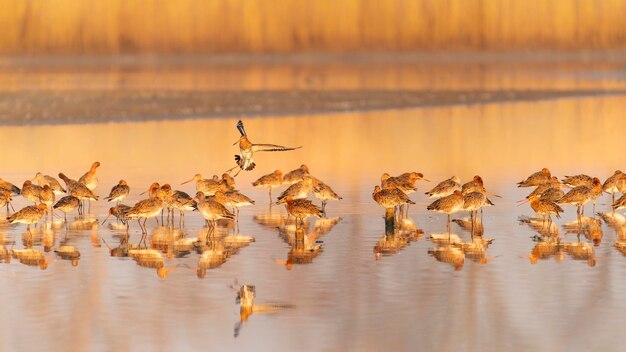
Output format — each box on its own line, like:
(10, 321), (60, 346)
(1, 0), (625, 54)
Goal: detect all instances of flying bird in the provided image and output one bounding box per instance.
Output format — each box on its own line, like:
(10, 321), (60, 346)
(226, 120), (302, 176)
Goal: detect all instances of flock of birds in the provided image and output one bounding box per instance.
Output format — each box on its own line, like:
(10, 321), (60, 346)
(4, 120), (626, 274)
(371, 172), (500, 234)
(0, 162), (342, 238)
(370, 167), (626, 236)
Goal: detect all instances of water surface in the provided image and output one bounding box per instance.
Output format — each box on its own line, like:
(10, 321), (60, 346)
(1, 60), (626, 351)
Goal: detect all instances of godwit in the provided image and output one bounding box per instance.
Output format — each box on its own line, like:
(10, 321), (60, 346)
(0, 190), (14, 212)
(101, 204), (131, 225)
(78, 161), (100, 212)
(0, 178), (20, 196)
(194, 192), (235, 232)
(169, 190), (196, 227)
(603, 170), (626, 205)
(372, 185), (415, 209)
(427, 190), (464, 234)
(252, 170), (283, 202)
(125, 197), (164, 235)
(283, 165), (310, 185)
(557, 181), (597, 225)
(517, 168), (551, 187)
(53, 195), (80, 221)
(527, 194), (563, 227)
(181, 174), (228, 196)
(21, 180), (43, 204)
(461, 175), (502, 198)
(397, 172), (430, 185)
(462, 191), (494, 233)
(227, 120), (302, 176)
(589, 177), (604, 213)
(523, 177), (562, 200)
(562, 174), (594, 188)
(140, 182), (160, 198)
(214, 190), (255, 218)
(78, 161), (101, 191)
(275, 175), (314, 204)
(613, 194), (626, 212)
(381, 173), (417, 194)
(282, 196), (322, 227)
(33, 173), (66, 195)
(105, 180), (129, 204)
(39, 185), (55, 220)
(426, 176), (461, 198)
(58, 173), (98, 214)
(312, 178), (342, 213)
(538, 188), (565, 203)
(221, 173), (236, 190)
(7, 203), (48, 232)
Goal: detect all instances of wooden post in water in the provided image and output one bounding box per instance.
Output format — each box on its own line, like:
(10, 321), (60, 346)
(385, 208), (395, 235)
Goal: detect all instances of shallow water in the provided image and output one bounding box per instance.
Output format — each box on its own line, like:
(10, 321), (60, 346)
(2, 59), (626, 351)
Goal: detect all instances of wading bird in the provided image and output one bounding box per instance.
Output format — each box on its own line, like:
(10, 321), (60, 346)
(227, 120), (302, 176)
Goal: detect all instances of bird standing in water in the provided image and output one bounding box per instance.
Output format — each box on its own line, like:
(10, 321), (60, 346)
(227, 120), (302, 176)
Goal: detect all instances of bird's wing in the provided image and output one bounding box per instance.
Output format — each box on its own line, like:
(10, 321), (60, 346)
(252, 144), (302, 152)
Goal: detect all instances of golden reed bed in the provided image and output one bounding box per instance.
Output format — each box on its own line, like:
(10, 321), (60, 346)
(1, 0), (625, 54)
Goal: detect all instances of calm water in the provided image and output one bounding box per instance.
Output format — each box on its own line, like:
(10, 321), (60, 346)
(2, 58), (626, 351)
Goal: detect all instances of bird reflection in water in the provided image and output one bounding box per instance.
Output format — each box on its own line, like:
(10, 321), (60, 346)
(428, 217), (494, 270)
(273, 215), (340, 270)
(127, 247), (178, 278)
(598, 212), (626, 257)
(102, 236), (139, 257)
(54, 245), (80, 266)
(20, 227), (56, 252)
(0, 233), (13, 263)
(234, 284), (293, 338)
(374, 217), (423, 260)
(10, 248), (50, 270)
(562, 216), (603, 246)
(194, 228), (255, 278)
(521, 216), (596, 266)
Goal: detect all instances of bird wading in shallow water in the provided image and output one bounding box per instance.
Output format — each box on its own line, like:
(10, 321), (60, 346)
(226, 120), (302, 177)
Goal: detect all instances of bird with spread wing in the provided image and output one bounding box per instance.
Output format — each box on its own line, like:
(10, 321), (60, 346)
(226, 120), (302, 176)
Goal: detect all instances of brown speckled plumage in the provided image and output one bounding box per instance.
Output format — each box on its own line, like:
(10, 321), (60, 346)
(426, 176), (461, 198)
(517, 168), (551, 187)
(372, 185), (415, 209)
(283, 165), (310, 185)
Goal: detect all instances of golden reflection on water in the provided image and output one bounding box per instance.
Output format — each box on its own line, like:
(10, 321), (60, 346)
(3, 92), (626, 350)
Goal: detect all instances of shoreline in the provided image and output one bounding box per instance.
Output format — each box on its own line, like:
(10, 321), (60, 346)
(0, 89), (625, 126)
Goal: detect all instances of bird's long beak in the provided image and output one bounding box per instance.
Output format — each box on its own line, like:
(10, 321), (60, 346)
(232, 140), (239, 146)
(9, 201), (15, 212)
(486, 191), (502, 198)
(421, 178), (431, 182)
(181, 178), (194, 185)
(101, 213), (111, 225)
(517, 199), (530, 206)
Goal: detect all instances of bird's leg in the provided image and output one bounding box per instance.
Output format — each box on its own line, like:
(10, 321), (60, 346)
(154, 216), (159, 227)
(161, 209), (164, 225)
(447, 214), (451, 236)
(548, 215), (552, 227)
(88, 200), (91, 214)
(593, 200), (596, 215)
(577, 206), (582, 228)
(269, 189), (272, 204)
(613, 193), (616, 212)
(322, 200), (327, 214)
